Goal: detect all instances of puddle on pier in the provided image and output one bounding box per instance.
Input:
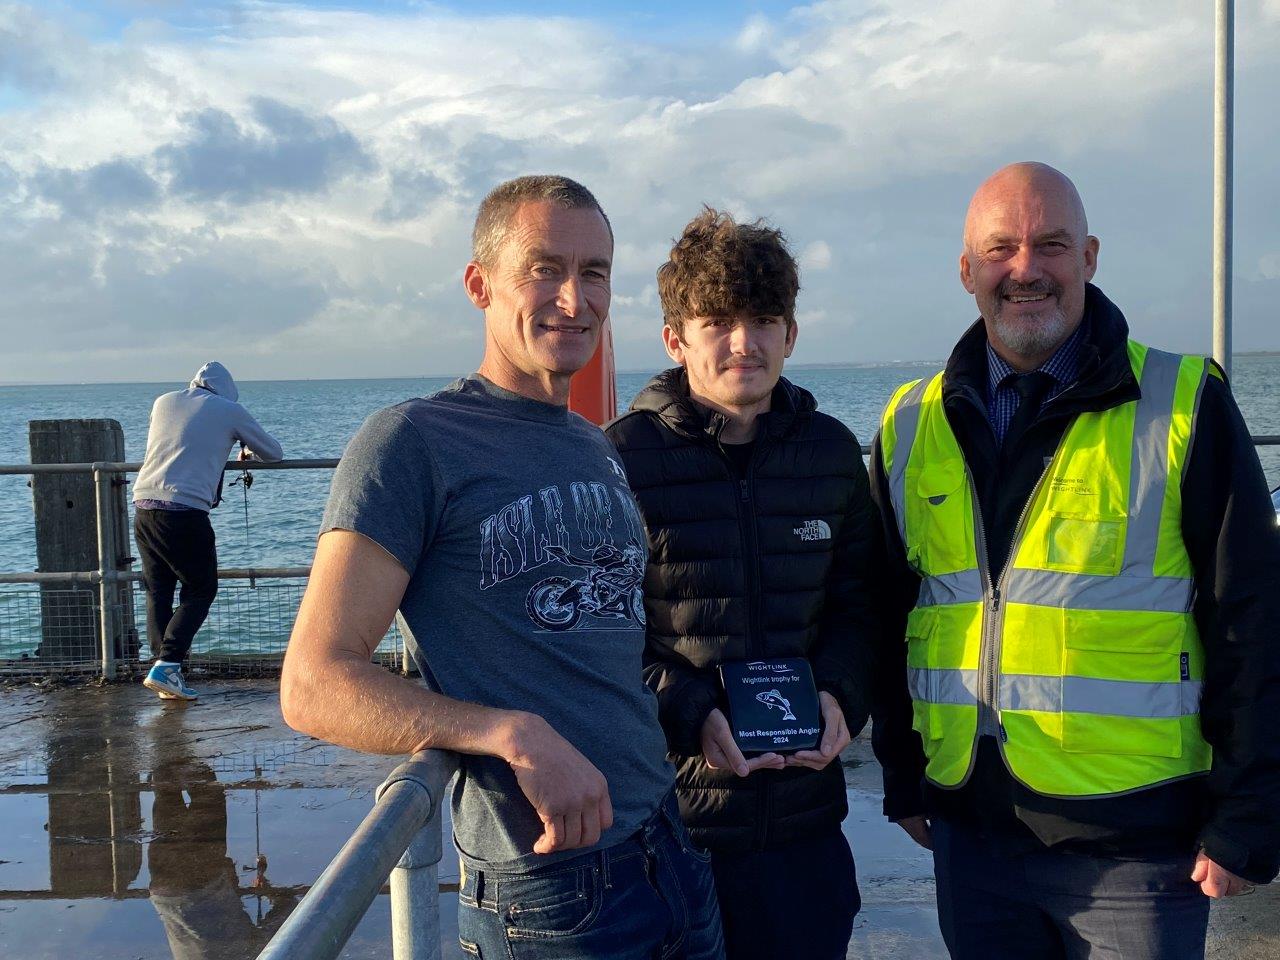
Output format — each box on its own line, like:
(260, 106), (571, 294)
(0, 681), (461, 959)
(0, 774), (462, 959)
(0, 682), (950, 959)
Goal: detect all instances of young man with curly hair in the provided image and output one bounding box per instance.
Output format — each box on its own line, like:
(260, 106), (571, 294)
(606, 208), (880, 960)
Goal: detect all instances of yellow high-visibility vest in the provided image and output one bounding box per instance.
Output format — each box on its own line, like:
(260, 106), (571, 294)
(880, 339), (1218, 796)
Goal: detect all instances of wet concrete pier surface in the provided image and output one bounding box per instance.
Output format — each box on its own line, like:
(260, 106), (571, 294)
(0, 681), (1273, 960)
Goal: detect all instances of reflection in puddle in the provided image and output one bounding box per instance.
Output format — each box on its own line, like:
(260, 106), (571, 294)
(148, 756), (298, 957)
(0, 696), (462, 959)
(0, 684), (942, 959)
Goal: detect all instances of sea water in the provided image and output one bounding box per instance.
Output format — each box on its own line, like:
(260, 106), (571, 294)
(2, 357), (1277, 646)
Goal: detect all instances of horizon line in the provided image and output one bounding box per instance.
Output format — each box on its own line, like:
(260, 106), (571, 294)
(5, 351), (1280, 388)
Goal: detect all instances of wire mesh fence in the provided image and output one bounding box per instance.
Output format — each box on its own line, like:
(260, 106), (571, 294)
(0, 586), (102, 675)
(0, 581), (405, 678)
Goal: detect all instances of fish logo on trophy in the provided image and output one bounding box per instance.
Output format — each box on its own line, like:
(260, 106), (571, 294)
(755, 689), (797, 722)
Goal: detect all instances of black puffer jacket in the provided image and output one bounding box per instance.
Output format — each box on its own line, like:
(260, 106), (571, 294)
(606, 369), (880, 852)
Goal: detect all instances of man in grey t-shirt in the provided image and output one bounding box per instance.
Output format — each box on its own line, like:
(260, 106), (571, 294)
(282, 176), (724, 959)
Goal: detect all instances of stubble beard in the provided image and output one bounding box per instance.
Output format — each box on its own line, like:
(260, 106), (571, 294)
(988, 280), (1072, 358)
(991, 307), (1071, 358)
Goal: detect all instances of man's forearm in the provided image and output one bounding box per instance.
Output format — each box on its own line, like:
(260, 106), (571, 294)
(282, 646), (526, 761)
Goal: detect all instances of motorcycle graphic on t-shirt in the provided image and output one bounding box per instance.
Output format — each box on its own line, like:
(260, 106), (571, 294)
(525, 541), (647, 631)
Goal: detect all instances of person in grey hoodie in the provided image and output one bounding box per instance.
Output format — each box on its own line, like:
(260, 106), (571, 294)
(133, 362), (283, 700)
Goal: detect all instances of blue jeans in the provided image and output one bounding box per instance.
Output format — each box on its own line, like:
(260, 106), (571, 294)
(458, 794), (725, 959)
(932, 817), (1211, 960)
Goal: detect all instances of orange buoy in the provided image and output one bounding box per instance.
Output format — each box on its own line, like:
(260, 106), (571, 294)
(569, 320), (618, 425)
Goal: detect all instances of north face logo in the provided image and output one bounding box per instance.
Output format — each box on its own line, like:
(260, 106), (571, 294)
(793, 520), (832, 541)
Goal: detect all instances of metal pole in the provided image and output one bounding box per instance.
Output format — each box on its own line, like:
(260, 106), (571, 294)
(1213, 0), (1234, 377)
(93, 466), (119, 678)
(256, 752), (457, 960)
(391, 823), (444, 960)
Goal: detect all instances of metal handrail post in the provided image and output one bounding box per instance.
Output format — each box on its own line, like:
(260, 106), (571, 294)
(389, 773), (452, 960)
(93, 464), (119, 678)
(256, 751), (457, 960)
(384, 754), (457, 960)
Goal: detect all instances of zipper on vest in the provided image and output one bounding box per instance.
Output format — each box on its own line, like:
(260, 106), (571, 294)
(970, 475), (999, 740)
(980, 448), (1062, 745)
(983, 583), (1003, 732)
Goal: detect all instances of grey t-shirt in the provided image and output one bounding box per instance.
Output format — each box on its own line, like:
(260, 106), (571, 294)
(321, 375), (673, 871)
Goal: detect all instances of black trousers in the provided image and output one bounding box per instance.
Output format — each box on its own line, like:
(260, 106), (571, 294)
(933, 817), (1210, 960)
(709, 827), (859, 960)
(134, 508), (218, 664)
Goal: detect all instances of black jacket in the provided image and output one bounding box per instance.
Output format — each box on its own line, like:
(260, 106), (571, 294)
(870, 284), (1280, 884)
(607, 369), (880, 851)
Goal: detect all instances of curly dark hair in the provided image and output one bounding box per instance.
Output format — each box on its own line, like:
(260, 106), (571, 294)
(657, 207), (799, 342)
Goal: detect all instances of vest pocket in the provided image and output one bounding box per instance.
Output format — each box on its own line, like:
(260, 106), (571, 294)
(1060, 612), (1184, 758)
(1044, 512), (1125, 576)
(905, 609), (946, 743)
(913, 459), (971, 574)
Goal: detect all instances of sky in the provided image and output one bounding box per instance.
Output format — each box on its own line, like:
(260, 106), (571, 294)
(2, 0), (1278, 383)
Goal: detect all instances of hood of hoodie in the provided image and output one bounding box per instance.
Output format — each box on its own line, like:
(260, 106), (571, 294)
(190, 361), (238, 402)
(628, 366), (816, 443)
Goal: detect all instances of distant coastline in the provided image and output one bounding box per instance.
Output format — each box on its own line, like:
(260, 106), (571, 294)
(5, 351), (1280, 388)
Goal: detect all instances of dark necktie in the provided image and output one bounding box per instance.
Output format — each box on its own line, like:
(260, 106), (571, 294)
(1003, 371), (1055, 452)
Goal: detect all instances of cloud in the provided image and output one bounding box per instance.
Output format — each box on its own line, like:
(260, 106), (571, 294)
(376, 166), (449, 222)
(31, 158), (160, 220)
(800, 240), (832, 272)
(1, 1), (1278, 385)
(0, 5), (81, 92)
(735, 14), (776, 55)
(157, 98), (372, 204)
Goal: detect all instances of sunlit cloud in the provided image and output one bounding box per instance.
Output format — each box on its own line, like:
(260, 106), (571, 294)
(1, 0), (1277, 383)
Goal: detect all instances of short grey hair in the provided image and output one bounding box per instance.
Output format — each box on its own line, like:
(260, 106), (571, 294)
(471, 175), (613, 267)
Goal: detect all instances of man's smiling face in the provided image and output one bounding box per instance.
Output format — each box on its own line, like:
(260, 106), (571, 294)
(480, 200), (613, 385)
(960, 164), (1099, 367)
(664, 311), (796, 414)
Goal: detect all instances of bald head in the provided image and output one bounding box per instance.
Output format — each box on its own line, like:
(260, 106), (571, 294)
(959, 162), (1099, 371)
(963, 162), (1088, 252)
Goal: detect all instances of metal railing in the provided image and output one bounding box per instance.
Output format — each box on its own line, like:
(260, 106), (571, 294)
(5, 437), (1280, 677)
(5, 437), (1278, 954)
(258, 749), (459, 960)
(0, 458), (343, 678)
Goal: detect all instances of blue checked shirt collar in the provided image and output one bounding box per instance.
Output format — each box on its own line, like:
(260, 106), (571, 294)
(986, 321), (1086, 444)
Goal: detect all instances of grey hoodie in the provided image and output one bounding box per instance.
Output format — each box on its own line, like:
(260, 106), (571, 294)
(133, 362), (284, 511)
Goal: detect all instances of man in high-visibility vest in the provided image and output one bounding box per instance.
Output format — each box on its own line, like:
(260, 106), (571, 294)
(870, 162), (1280, 959)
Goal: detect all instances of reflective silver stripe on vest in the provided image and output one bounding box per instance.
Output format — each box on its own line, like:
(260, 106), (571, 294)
(911, 667), (1201, 718)
(999, 673), (1202, 718)
(998, 348), (1201, 615)
(908, 666), (980, 706)
(1122, 347), (1182, 578)
(916, 568), (984, 607)
(1001, 569), (1193, 613)
(887, 377), (931, 551)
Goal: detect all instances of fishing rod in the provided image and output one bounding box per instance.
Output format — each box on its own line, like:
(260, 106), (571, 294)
(228, 443), (255, 585)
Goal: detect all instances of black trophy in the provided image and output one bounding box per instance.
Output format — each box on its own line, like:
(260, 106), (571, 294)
(718, 658), (822, 755)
